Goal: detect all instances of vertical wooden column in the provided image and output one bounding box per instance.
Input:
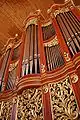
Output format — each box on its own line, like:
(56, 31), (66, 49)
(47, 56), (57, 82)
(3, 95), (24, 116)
(0, 56), (3, 70)
(38, 19), (52, 120)
(70, 6), (80, 21)
(3, 45), (14, 91)
(43, 85), (52, 120)
(51, 16), (71, 62)
(38, 20), (46, 71)
(16, 31), (26, 79)
(11, 97), (17, 120)
(68, 6), (80, 109)
(70, 72), (80, 109)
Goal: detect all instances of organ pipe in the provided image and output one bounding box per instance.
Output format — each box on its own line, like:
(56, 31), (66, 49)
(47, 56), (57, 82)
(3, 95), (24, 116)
(22, 23), (40, 76)
(44, 44), (64, 71)
(56, 11), (80, 57)
(6, 44), (20, 90)
(0, 49), (11, 91)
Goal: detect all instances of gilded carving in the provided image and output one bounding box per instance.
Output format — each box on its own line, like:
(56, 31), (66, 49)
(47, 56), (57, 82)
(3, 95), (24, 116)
(17, 88), (43, 120)
(70, 73), (78, 83)
(44, 36), (58, 47)
(64, 51), (70, 61)
(0, 102), (2, 118)
(49, 77), (79, 120)
(54, 7), (69, 17)
(41, 64), (46, 73)
(25, 18), (37, 29)
(9, 60), (19, 71)
(42, 84), (48, 93)
(0, 100), (13, 120)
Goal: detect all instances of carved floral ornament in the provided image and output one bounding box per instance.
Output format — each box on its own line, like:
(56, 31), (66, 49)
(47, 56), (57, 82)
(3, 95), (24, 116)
(64, 51), (70, 61)
(17, 88), (43, 120)
(47, 0), (74, 18)
(9, 60), (19, 72)
(42, 84), (48, 93)
(49, 77), (79, 120)
(0, 100), (13, 120)
(41, 64), (46, 73)
(44, 36), (59, 47)
(42, 21), (52, 27)
(24, 9), (45, 29)
(47, 6), (69, 17)
(53, 7), (69, 17)
(70, 73), (78, 83)
(25, 18), (38, 29)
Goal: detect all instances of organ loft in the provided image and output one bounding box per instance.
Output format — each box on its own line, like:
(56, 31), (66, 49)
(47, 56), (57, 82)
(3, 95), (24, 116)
(0, 0), (80, 120)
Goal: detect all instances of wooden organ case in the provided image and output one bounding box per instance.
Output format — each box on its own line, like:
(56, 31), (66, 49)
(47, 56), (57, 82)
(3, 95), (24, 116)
(0, 0), (80, 120)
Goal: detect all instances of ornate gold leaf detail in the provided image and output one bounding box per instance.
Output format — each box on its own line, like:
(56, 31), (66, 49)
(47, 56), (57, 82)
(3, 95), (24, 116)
(17, 88), (43, 120)
(44, 36), (58, 47)
(0, 100), (13, 120)
(42, 84), (48, 93)
(54, 7), (69, 17)
(49, 77), (79, 120)
(70, 73), (78, 83)
(41, 64), (46, 73)
(64, 52), (70, 61)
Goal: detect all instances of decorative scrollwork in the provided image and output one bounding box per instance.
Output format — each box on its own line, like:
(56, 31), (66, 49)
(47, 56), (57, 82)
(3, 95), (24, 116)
(70, 73), (78, 83)
(54, 7), (69, 17)
(17, 88), (43, 120)
(49, 77), (79, 120)
(64, 51), (70, 61)
(0, 100), (13, 120)
(9, 60), (19, 71)
(44, 36), (58, 47)
(25, 18), (37, 29)
(42, 84), (48, 93)
(41, 64), (46, 73)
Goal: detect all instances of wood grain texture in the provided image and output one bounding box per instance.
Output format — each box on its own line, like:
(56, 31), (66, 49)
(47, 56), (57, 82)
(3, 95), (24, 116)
(0, 0), (79, 55)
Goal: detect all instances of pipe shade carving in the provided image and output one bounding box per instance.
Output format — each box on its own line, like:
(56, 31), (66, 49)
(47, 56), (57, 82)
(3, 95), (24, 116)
(17, 88), (43, 120)
(49, 77), (80, 120)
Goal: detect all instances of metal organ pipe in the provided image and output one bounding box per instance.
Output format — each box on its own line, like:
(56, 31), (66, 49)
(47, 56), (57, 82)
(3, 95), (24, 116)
(44, 45), (64, 71)
(68, 12), (80, 41)
(62, 12), (80, 51)
(29, 25), (33, 74)
(43, 22), (64, 71)
(0, 49), (11, 91)
(22, 23), (40, 76)
(56, 15), (75, 56)
(56, 11), (80, 57)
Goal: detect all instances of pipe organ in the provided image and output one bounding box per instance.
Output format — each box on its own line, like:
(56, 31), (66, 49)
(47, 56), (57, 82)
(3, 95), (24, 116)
(6, 45), (20, 90)
(56, 10), (80, 57)
(0, 1), (80, 120)
(42, 23), (64, 71)
(0, 48), (11, 91)
(22, 23), (40, 76)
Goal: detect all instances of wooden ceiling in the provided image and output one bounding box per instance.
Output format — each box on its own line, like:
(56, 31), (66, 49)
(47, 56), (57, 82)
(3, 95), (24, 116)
(0, 0), (80, 56)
